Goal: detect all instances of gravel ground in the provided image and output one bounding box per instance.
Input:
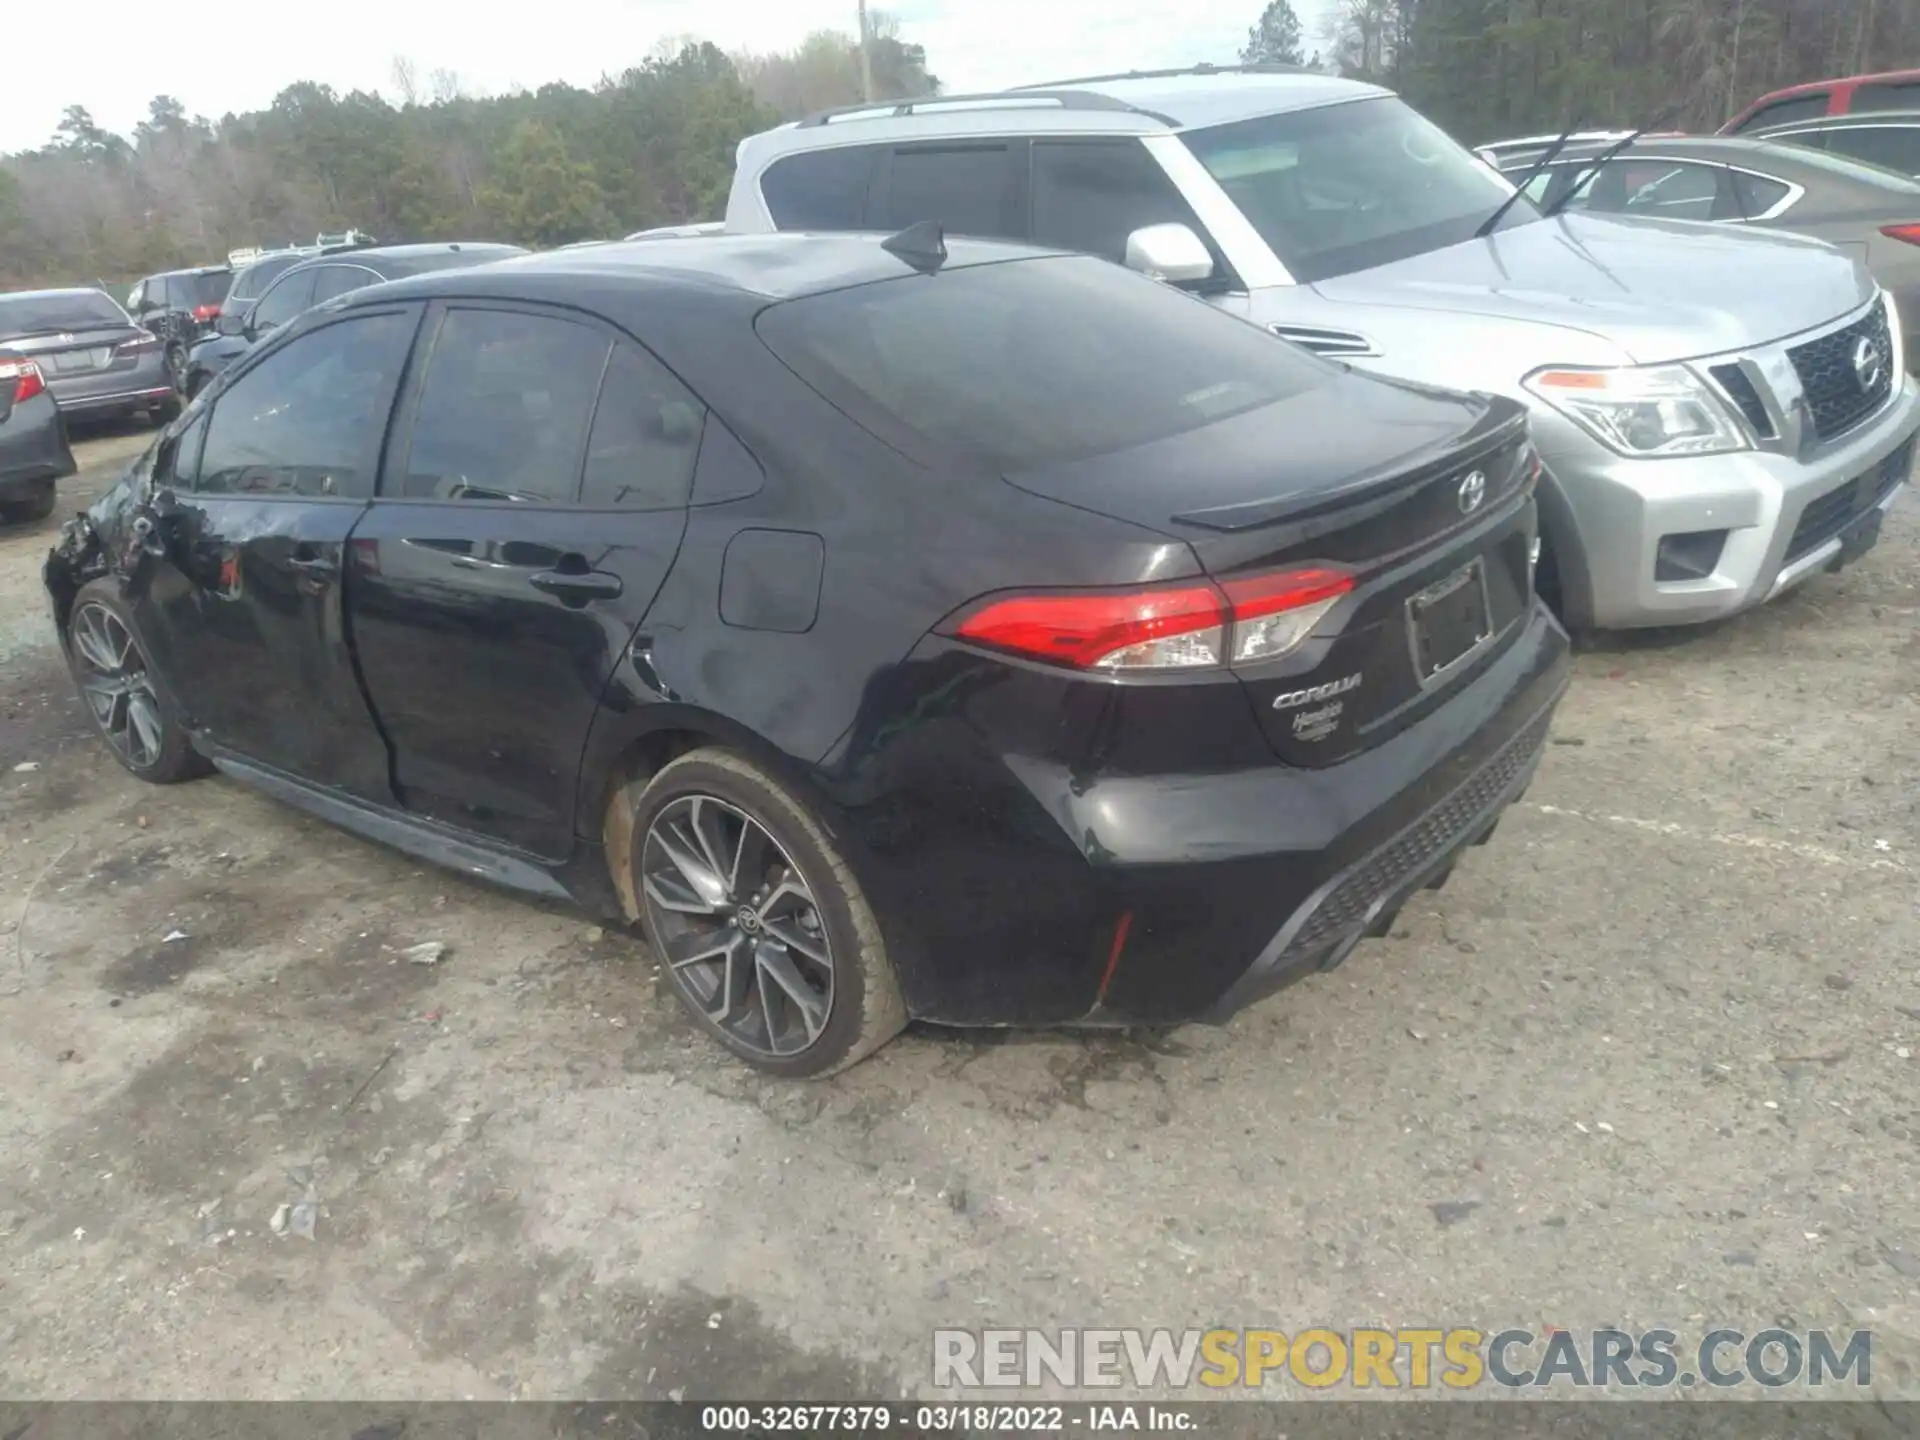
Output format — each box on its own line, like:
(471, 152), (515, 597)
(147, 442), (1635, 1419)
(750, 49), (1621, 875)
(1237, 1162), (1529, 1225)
(0, 428), (1916, 1403)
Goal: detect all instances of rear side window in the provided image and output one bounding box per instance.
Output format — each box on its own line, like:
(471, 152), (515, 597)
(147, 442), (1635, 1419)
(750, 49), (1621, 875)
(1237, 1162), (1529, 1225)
(193, 311), (415, 499)
(1821, 124), (1920, 175)
(876, 144), (1021, 239)
(397, 308), (611, 503)
(757, 255), (1333, 471)
(761, 147), (878, 230)
(1729, 169), (1793, 216)
(582, 344), (706, 510)
(1030, 139), (1212, 266)
(1734, 95), (1831, 132)
(1853, 81), (1920, 112)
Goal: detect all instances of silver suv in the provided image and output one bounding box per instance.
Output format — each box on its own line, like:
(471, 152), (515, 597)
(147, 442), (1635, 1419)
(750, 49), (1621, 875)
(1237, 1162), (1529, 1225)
(724, 65), (1920, 631)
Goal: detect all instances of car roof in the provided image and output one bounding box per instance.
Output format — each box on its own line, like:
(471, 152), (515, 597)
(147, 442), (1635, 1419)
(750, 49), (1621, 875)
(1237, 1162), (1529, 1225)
(0, 286), (113, 301)
(283, 242), (525, 277)
(352, 231), (1067, 307)
(1742, 67), (1920, 105)
(154, 265), (230, 277)
(1749, 109), (1920, 131)
(739, 65), (1388, 166)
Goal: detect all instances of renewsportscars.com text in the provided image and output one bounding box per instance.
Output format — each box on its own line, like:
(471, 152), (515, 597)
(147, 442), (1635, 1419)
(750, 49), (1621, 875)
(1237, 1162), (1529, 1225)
(932, 1327), (1872, 1391)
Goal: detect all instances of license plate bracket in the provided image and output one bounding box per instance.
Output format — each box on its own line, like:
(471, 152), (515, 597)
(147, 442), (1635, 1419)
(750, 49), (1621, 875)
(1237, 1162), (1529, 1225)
(1837, 506), (1884, 567)
(1407, 558), (1493, 683)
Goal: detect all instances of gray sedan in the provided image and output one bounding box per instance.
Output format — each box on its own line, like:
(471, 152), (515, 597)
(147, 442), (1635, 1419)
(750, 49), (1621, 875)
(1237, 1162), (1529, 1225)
(0, 288), (179, 425)
(1495, 136), (1920, 364)
(0, 351), (77, 523)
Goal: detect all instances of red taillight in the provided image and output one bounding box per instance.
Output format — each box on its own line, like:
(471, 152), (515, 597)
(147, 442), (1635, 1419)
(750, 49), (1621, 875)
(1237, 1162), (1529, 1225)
(191, 303), (221, 321)
(1, 358), (45, 403)
(1882, 224), (1920, 246)
(952, 566), (1354, 672)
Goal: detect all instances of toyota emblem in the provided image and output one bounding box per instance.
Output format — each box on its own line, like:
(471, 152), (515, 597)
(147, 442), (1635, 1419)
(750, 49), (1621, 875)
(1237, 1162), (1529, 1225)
(1457, 470), (1487, 515)
(1852, 334), (1886, 393)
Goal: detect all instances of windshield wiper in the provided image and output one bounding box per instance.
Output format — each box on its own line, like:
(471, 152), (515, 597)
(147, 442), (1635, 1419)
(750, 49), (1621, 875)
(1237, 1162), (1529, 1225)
(1540, 103), (1685, 218)
(1475, 120), (1582, 239)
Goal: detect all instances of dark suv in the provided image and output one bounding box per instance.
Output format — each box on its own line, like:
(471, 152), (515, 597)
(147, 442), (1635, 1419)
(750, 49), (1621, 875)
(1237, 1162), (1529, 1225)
(183, 243), (528, 396)
(128, 267), (232, 390)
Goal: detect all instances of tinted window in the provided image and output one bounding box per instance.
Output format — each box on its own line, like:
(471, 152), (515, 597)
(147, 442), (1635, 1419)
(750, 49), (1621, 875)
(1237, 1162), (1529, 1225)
(758, 255), (1333, 471)
(762, 147), (877, 230)
(250, 270), (317, 332)
(311, 266), (375, 302)
(398, 308), (610, 502)
(1184, 98), (1527, 283)
(1853, 82), (1920, 112)
(1616, 162), (1721, 220)
(1030, 140), (1211, 266)
(1736, 95), (1831, 132)
(194, 311), (414, 498)
(232, 254), (306, 303)
(183, 271), (231, 307)
(582, 345), (705, 509)
(877, 144), (1019, 238)
(1822, 124), (1920, 175)
(1729, 168), (1793, 216)
(0, 290), (129, 336)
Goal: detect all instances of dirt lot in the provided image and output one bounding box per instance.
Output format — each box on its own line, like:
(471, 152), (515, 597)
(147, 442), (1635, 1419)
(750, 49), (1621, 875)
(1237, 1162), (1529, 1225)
(1, 428), (1917, 1402)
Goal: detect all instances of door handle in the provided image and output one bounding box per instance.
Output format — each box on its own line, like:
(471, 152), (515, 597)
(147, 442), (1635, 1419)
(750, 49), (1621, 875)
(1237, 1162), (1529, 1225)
(528, 569), (623, 602)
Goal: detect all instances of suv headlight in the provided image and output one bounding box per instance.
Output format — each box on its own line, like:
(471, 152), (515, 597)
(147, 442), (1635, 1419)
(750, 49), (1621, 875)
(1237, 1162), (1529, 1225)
(1524, 364), (1749, 457)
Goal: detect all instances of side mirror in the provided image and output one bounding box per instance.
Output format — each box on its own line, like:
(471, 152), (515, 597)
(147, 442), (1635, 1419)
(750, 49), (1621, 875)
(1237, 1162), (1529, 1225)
(1123, 223), (1215, 285)
(215, 310), (246, 337)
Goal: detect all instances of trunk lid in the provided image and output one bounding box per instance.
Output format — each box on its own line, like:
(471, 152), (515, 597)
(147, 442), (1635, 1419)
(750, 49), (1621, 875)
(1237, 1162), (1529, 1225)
(7, 325), (146, 377)
(1004, 374), (1538, 764)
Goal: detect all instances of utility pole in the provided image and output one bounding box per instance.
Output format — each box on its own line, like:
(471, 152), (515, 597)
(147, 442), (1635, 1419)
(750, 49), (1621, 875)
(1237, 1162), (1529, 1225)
(857, 0), (875, 100)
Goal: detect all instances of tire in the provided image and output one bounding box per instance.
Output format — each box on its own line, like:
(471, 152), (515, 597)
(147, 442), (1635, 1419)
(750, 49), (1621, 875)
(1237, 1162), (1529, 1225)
(62, 579), (210, 784)
(0, 483), (55, 523)
(609, 747), (905, 1077)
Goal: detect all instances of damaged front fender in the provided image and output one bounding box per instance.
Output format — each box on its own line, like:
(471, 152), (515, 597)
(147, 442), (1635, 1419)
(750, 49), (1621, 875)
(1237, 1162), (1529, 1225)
(41, 454), (157, 635)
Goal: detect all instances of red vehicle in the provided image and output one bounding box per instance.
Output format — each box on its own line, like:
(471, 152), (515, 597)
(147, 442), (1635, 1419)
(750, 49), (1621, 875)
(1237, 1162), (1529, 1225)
(1722, 69), (1920, 135)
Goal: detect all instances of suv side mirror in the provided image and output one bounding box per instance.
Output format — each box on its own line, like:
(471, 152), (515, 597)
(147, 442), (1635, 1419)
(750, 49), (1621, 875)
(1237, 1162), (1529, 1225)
(1123, 224), (1215, 285)
(215, 309), (246, 338)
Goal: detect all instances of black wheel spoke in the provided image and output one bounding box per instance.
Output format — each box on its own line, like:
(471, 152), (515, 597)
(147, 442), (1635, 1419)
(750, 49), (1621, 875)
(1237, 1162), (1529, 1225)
(72, 603), (158, 768)
(639, 790), (836, 1061)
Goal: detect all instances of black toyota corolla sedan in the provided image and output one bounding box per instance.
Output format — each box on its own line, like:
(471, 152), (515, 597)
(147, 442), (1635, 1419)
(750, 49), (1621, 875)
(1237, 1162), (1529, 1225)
(45, 230), (1571, 1075)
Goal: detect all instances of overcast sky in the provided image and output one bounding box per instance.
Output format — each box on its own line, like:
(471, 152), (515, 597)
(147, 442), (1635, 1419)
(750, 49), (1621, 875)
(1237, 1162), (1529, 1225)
(5, 0), (1343, 155)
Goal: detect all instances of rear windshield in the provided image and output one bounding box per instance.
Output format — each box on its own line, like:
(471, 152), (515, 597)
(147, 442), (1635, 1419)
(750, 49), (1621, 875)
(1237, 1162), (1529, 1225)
(756, 255), (1334, 470)
(180, 270), (232, 306)
(0, 290), (129, 337)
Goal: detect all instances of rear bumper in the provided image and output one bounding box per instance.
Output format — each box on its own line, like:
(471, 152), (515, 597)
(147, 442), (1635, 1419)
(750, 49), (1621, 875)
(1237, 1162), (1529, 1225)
(53, 383), (174, 415)
(844, 600), (1571, 1028)
(0, 394), (78, 494)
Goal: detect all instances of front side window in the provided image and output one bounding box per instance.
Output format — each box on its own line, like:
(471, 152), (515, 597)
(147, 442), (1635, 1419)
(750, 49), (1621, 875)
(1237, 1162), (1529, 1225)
(397, 308), (611, 502)
(1030, 139), (1215, 268)
(250, 270), (318, 333)
(758, 254), (1335, 471)
(193, 311), (415, 498)
(1182, 97), (1530, 283)
(1821, 124), (1920, 176)
(1735, 95), (1831, 133)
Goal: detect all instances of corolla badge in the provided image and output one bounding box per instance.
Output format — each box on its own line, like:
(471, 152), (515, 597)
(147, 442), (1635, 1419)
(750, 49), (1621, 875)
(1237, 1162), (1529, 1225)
(1457, 470), (1487, 515)
(1853, 334), (1886, 393)
(1272, 673), (1361, 711)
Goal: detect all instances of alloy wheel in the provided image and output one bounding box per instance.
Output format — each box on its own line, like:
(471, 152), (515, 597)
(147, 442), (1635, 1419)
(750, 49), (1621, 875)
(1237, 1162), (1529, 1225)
(640, 794), (835, 1058)
(70, 602), (165, 770)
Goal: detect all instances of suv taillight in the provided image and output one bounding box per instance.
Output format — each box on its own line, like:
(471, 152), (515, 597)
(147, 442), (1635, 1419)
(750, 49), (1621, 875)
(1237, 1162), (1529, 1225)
(949, 567), (1355, 672)
(0, 358), (45, 403)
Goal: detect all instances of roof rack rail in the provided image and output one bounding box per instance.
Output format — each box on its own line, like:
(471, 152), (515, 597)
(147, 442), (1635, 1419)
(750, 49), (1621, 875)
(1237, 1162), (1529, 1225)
(795, 88), (1176, 129)
(1014, 61), (1313, 88)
